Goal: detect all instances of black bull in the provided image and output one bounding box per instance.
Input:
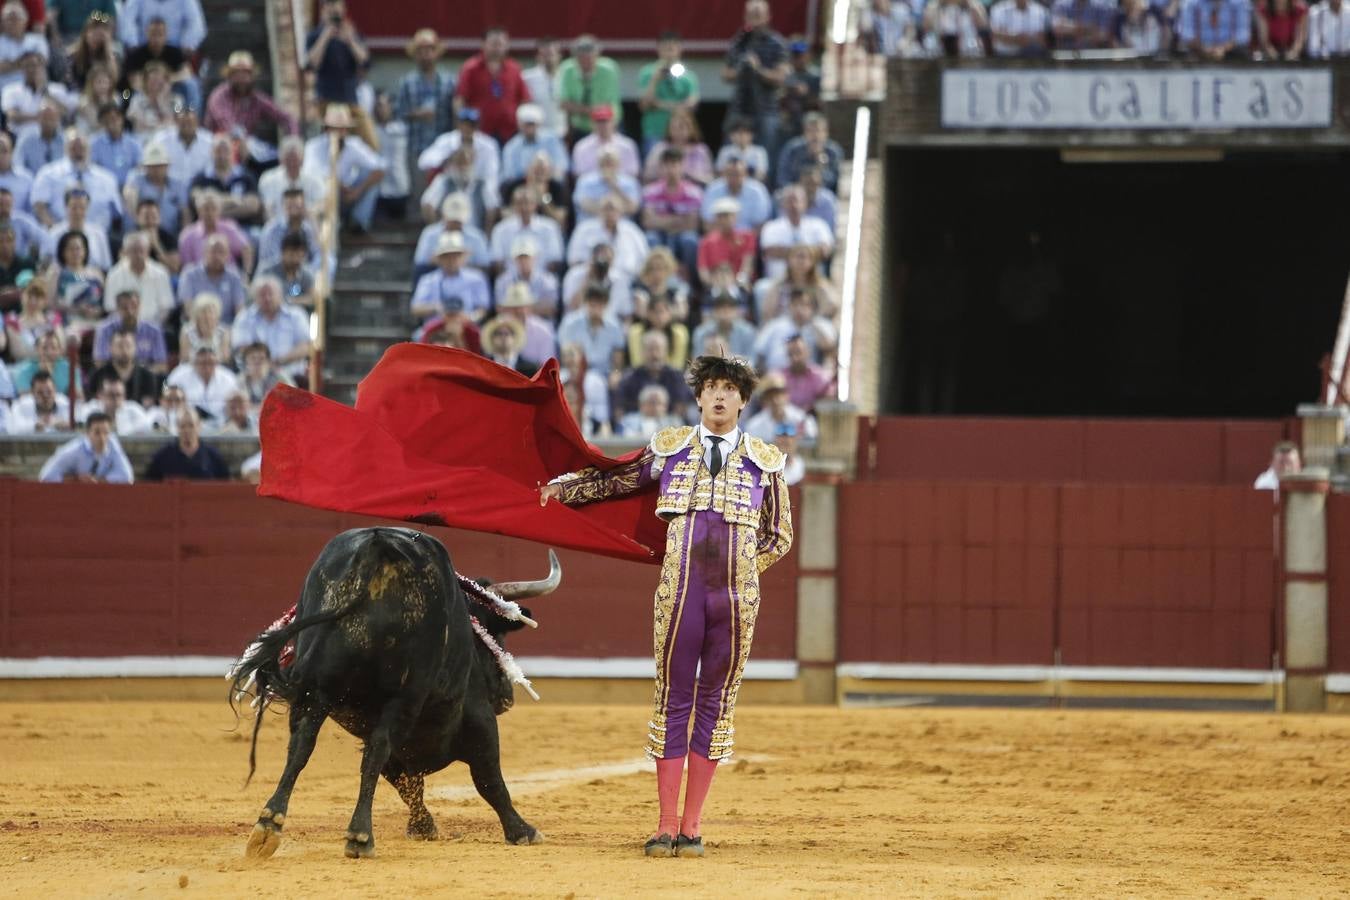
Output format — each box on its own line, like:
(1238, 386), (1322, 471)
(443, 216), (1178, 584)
(229, 527), (560, 859)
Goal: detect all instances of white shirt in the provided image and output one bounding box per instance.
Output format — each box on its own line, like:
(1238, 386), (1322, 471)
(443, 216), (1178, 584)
(0, 81), (76, 130)
(31, 159), (122, 230)
(1308, 0), (1350, 56)
(77, 399), (154, 435)
(166, 363), (240, 423)
(759, 214), (835, 281)
(43, 219), (112, 269)
(566, 218), (650, 275)
(561, 262), (634, 320)
(0, 34), (48, 90)
(103, 258), (175, 324)
(303, 134), (387, 188)
(522, 65), (566, 136)
(1253, 467), (1281, 491)
(154, 128), (214, 185)
(8, 393), (70, 434)
(416, 130), (501, 185)
(258, 166), (328, 220)
(489, 214), (564, 267)
(990, 0), (1051, 55)
(696, 422), (741, 471)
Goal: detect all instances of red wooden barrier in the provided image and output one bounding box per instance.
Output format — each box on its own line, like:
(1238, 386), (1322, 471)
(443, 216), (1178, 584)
(865, 417), (1292, 486)
(838, 480), (1278, 669)
(1328, 492), (1350, 672)
(0, 481), (799, 662)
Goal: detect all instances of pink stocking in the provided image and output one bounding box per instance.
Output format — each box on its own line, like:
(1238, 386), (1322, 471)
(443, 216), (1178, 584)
(679, 752), (718, 837)
(655, 756), (684, 838)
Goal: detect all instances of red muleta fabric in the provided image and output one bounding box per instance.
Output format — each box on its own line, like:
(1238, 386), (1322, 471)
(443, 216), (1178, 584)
(257, 344), (663, 565)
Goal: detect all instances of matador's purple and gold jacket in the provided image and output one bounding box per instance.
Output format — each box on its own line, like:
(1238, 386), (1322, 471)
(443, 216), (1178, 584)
(552, 425), (794, 575)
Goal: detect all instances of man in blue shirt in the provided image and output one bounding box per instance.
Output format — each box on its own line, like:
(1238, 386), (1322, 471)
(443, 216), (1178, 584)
(775, 112), (843, 192)
(1177, 0), (1252, 58)
(395, 28), (455, 164)
(700, 153), (772, 231)
(500, 104), (569, 185)
(38, 412), (134, 483)
(90, 103), (142, 188)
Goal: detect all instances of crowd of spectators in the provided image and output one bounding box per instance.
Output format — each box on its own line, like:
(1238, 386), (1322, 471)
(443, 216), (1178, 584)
(0, 0), (318, 486)
(1, 0), (844, 487)
(395, 2), (840, 484)
(859, 0), (1350, 58)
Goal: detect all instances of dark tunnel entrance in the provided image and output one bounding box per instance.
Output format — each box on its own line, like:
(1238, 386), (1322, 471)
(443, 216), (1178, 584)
(882, 147), (1350, 418)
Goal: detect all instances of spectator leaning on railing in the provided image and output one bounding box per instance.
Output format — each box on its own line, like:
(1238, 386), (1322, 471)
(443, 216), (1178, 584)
(1176, 0), (1253, 59)
(39, 411), (133, 482)
(990, 0), (1052, 56)
(143, 407), (230, 481)
(1305, 0), (1350, 56)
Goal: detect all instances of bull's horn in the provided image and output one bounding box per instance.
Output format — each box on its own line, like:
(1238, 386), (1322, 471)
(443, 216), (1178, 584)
(490, 549), (562, 600)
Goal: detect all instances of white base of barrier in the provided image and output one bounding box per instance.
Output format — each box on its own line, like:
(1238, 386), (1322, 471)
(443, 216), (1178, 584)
(0, 656), (799, 681)
(836, 663), (1284, 685)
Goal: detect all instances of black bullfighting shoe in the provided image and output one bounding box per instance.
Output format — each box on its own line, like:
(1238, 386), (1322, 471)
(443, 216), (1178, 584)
(675, 834), (704, 857)
(644, 833), (676, 858)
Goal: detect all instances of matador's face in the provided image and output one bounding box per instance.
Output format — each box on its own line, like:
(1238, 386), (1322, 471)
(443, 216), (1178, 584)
(697, 378), (746, 432)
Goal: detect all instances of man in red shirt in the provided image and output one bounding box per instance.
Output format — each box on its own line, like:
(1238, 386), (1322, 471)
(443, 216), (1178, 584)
(697, 197), (756, 288)
(455, 27), (530, 145)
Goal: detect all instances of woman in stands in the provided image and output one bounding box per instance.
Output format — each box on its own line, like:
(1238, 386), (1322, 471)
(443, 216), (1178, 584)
(66, 10), (121, 89)
(75, 64), (119, 133)
(630, 246), (690, 323)
(755, 243), (837, 323)
(179, 292), (232, 365)
(127, 62), (177, 135)
(641, 108), (714, 186)
(46, 232), (105, 335)
(4, 279), (65, 361)
(1255, 0), (1308, 58)
(626, 293), (690, 370)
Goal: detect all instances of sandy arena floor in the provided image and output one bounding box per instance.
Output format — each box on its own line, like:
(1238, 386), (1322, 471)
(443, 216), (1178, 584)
(1, 699), (1348, 898)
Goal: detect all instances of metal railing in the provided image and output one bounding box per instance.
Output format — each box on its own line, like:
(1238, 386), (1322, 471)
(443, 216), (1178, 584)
(310, 135), (340, 395)
(1324, 274), (1350, 406)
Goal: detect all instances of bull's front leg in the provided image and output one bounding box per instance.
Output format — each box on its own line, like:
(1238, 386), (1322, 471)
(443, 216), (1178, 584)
(245, 702), (326, 860)
(344, 700), (412, 859)
(464, 711), (543, 845)
(384, 769), (438, 840)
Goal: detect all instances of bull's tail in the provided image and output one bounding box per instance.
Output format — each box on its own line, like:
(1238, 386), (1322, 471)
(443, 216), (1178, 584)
(228, 600), (363, 786)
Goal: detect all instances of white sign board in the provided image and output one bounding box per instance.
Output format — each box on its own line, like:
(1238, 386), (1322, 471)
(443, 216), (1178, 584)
(942, 69), (1333, 129)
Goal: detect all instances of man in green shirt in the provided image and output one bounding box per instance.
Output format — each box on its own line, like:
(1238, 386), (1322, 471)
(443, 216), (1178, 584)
(638, 31), (701, 155)
(556, 34), (622, 140)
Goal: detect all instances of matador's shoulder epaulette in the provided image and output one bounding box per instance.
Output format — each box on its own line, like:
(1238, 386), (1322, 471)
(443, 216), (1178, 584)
(650, 425), (697, 457)
(744, 435), (786, 473)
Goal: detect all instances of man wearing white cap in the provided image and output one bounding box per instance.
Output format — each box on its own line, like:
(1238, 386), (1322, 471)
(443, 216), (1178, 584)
(697, 196), (757, 287)
(413, 191), (491, 275)
(494, 234), (559, 317)
(410, 230), (490, 322)
(122, 140), (189, 234)
(489, 184), (564, 270)
(500, 103), (569, 185)
(497, 281), (556, 364)
(303, 104), (385, 233)
(204, 50), (298, 141)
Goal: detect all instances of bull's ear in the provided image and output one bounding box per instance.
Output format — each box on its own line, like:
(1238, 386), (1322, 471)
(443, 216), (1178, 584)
(489, 549), (561, 600)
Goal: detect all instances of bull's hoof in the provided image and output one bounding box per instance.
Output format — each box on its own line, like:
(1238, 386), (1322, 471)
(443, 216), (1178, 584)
(244, 808), (285, 860)
(406, 818), (439, 841)
(344, 831), (376, 859)
(508, 826), (544, 846)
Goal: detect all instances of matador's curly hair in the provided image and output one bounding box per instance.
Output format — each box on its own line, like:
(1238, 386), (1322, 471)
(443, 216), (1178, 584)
(685, 354), (758, 402)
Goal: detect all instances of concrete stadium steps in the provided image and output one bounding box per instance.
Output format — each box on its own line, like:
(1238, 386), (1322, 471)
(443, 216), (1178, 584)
(321, 223), (421, 407)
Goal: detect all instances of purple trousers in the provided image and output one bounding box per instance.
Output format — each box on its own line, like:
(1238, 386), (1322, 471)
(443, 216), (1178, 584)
(646, 509), (760, 761)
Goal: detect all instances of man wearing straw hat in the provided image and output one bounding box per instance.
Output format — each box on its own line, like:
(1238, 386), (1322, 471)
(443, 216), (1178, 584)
(302, 104), (385, 235)
(481, 313), (538, 377)
(496, 281), (556, 364)
(204, 50), (297, 142)
(395, 28), (455, 166)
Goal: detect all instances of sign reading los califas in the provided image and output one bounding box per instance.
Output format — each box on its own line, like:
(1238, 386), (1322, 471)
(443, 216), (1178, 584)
(942, 69), (1333, 129)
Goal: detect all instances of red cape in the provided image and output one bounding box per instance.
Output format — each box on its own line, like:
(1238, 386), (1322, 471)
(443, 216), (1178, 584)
(258, 345), (663, 564)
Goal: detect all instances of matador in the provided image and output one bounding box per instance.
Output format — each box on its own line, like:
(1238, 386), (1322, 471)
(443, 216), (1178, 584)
(540, 355), (793, 858)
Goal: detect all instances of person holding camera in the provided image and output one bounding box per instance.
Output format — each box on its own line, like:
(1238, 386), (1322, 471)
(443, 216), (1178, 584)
(304, 0), (378, 149)
(722, 0), (789, 178)
(638, 31), (700, 157)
